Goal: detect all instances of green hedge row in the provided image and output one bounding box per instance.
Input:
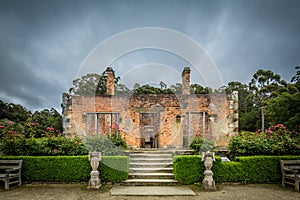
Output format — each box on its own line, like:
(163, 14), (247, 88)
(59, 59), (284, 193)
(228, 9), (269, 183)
(173, 155), (300, 184)
(0, 156), (129, 183)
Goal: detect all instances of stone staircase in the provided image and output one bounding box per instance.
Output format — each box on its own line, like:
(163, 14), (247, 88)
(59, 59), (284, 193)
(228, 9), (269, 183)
(122, 150), (179, 186)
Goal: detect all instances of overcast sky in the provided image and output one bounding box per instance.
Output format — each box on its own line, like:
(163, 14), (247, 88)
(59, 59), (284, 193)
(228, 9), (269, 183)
(0, 0), (299, 112)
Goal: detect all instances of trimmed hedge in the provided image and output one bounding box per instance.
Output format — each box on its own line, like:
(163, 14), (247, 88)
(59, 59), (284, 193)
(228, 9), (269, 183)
(101, 156), (129, 183)
(173, 155), (203, 184)
(236, 156), (300, 183)
(213, 161), (245, 183)
(173, 155), (300, 185)
(0, 156), (129, 183)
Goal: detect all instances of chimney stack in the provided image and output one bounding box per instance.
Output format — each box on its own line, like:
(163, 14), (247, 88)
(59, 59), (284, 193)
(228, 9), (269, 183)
(182, 67), (191, 95)
(106, 67), (115, 95)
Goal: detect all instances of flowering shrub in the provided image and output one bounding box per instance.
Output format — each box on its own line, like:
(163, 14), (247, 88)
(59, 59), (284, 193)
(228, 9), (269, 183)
(229, 124), (300, 157)
(0, 132), (88, 156)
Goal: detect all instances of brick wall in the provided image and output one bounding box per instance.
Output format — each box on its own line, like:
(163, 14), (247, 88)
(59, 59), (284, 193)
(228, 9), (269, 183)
(62, 93), (237, 148)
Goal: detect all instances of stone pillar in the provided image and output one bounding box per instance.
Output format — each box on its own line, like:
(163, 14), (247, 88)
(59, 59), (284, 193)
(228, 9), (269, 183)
(182, 67), (191, 95)
(62, 93), (72, 136)
(228, 91), (239, 136)
(106, 67), (115, 95)
(88, 151), (101, 189)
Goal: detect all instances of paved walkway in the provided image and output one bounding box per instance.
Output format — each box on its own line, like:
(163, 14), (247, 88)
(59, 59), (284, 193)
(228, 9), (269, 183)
(110, 186), (196, 196)
(0, 183), (300, 200)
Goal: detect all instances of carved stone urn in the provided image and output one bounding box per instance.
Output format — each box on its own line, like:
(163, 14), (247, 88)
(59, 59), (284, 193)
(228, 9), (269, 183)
(88, 151), (101, 189)
(201, 150), (216, 190)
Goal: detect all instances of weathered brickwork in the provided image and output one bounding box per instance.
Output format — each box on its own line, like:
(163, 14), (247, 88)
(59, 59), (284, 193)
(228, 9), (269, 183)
(62, 67), (238, 149)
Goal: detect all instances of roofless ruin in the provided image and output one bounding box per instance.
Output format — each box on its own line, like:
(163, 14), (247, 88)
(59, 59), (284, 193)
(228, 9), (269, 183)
(62, 67), (238, 149)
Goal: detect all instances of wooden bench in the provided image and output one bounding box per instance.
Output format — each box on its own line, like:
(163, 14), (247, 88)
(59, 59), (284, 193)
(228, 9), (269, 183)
(0, 160), (23, 189)
(280, 160), (300, 191)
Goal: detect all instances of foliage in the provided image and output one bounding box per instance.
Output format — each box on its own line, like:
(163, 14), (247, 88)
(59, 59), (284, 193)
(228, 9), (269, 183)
(84, 134), (125, 156)
(249, 69), (287, 104)
(236, 156), (300, 183)
(291, 66), (300, 84)
(189, 134), (215, 153)
(173, 155), (300, 184)
(26, 108), (63, 137)
(169, 83), (182, 94)
(224, 68), (299, 132)
(190, 83), (210, 94)
(0, 100), (30, 123)
(100, 156), (129, 182)
(132, 84), (173, 94)
(0, 134), (88, 156)
(0, 101), (63, 139)
(69, 71), (130, 95)
(0, 156), (129, 183)
(213, 161), (245, 183)
(173, 155), (203, 184)
(266, 92), (300, 130)
(106, 124), (127, 149)
(229, 124), (300, 157)
(189, 136), (203, 153)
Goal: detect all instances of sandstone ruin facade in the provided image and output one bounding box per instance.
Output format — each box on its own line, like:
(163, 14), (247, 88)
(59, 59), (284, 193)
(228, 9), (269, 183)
(62, 67), (238, 149)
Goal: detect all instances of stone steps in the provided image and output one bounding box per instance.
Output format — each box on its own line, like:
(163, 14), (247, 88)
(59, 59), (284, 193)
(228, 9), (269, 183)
(130, 163), (173, 168)
(122, 179), (179, 186)
(129, 167), (174, 173)
(129, 172), (175, 179)
(122, 150), (179, 186)
(130, 158), (173, 163)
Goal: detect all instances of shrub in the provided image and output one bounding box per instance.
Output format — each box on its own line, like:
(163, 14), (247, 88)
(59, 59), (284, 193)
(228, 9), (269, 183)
(0, 156), (129, 183)
(189, 135), (215, 153)
(236, 156), (300, 183)
(100, 156), (129, 182)
(0, 135), (88, 156)
(213, 161), (245, 183)
(84, 134), (125, 156)
(173, 155), (300, 185)
(229, 124), (300, 157)
(173, 155), (203, 184)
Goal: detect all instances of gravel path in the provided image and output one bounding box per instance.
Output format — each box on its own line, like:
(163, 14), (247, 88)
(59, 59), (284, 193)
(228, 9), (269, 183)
(0, 183), (299, 200)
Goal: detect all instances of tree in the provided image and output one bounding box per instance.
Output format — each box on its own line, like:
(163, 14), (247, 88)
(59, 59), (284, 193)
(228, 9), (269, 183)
(291, 66), (300, 92)
(169, 83), (182, 94)
(249, 69), (287, 105)
(190, 84), (209, 94)
(248, 69), (288, 131)
(132, 84), (163, 94)
(70, 73), (105, 95)
(69, 69), (129, 95)
(266, 92), (300, 131)
(0, 100), (31, 123)
(291, 66), (300, 83)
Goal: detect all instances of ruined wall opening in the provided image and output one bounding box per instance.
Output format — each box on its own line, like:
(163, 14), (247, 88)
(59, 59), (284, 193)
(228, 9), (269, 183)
(86, 112), (120, 136)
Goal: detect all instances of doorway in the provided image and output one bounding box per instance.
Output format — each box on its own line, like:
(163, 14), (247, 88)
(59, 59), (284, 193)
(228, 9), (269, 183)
(140, 112), (160, 148)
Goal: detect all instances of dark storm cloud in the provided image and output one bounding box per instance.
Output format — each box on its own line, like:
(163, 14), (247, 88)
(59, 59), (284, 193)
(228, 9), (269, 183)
(195, 0), (300, 83)
(0, 0), (299, 111)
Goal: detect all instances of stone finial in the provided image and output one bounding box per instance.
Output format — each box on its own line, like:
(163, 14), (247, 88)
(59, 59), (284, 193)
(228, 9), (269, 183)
(106, 67), (115, 95)
(201, 150), (216, 190)
(182, 67), (191, 95)
(88, 151), (102, 189)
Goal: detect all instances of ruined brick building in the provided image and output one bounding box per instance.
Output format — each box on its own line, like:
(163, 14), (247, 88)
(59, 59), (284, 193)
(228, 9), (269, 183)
(62, 67), (238, 149)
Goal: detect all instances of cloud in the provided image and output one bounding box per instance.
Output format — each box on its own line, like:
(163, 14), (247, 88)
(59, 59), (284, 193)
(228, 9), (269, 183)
(0, 0), (299, 111)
